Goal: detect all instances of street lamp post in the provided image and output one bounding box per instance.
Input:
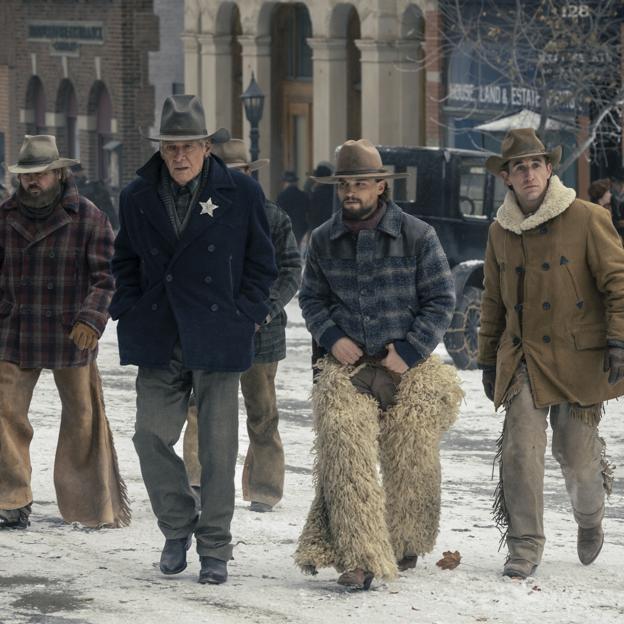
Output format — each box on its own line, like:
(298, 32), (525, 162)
(240, 72), (265, 180)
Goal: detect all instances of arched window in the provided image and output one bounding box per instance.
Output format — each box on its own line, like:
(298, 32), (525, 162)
(88, 81), (112, 181)
(25, 76), (46, 134)
(56, 79), (79, 159)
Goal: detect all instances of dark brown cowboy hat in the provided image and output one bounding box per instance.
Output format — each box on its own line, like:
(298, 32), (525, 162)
(211, 138), (269, 171)
(8, 135), (79, 174)
(146, 94), (230, 143)
(485, 128), (562, 175)
(312, 139), (408, 184)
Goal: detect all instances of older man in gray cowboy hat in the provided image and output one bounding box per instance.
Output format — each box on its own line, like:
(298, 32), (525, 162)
(183, 138), (301, 514)
(0, 135), (130, 531)
(294, 139), (461, 590)
(478, 128), (624, 579)
(110, 97), (277, 584)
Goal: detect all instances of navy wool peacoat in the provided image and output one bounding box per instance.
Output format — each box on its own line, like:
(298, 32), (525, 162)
(109, 152), (277, 371)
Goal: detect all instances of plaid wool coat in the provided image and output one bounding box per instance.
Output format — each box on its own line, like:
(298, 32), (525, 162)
(0, 179), (114, 368)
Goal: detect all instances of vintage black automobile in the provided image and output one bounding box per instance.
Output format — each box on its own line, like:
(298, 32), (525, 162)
(377, 145), (507, 369)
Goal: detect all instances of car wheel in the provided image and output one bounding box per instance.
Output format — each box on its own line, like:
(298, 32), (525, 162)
(443, 286), (482, 370)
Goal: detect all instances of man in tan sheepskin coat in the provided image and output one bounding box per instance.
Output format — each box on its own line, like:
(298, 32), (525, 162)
(295, 139), (463, 590)
(479, 128), (624, 580)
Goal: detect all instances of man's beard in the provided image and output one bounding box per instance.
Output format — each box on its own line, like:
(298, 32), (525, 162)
(18, 179), (62, 209)
(341, 199), (378, 221)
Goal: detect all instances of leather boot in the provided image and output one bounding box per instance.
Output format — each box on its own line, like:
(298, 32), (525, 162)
(502, 558), (537, 579)
(397, 555), (418, 571)
(578, 524), (604, 565)
(159, 534), (192, 575)
(198, 556), (228, 584)
(0, 505), (31, 529)
(336, 568), (374, 590)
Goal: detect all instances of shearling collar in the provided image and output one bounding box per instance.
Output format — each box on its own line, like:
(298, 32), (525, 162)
(495, 175), (576, 234)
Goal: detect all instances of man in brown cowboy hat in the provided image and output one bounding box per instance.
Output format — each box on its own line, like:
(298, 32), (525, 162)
(110, 97), (277, 584)
(183, 138), (300, 513)
(0, 135), (130, 530)
(294, 139), (462, 589)
(478, 128), (624, 579)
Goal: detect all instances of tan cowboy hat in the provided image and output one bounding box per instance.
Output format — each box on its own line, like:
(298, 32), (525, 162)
(311, 139), (408, 184)
(146, 94), (230, 143)
(8, 135), (79, 174)
(211, 138), (269, 171)
(485, 128), (562, 175)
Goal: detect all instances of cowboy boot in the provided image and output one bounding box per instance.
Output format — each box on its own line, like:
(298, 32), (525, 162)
(577, 524), (604, 565)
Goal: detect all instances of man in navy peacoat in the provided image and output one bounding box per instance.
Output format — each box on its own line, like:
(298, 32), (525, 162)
(110, 95), (277, 585)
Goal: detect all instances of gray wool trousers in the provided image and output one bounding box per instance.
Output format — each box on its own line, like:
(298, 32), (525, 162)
(133, 344), (240, 561)
(502, 366), (605, 565)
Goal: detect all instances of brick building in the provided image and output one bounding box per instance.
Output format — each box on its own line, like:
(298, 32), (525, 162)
(0, 0), (160, 192)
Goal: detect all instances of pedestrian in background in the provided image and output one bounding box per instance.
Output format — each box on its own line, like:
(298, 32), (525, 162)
(587, 178), (612, 210)
(276, 170), (309, 247)
(0, 135), (129, 530)
(184, 139), (300, 513)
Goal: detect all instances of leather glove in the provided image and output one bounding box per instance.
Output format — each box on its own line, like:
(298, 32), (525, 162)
(482, 367), (496, 401)
(69, 322), (99, 351)
(604, 346), (624, 385)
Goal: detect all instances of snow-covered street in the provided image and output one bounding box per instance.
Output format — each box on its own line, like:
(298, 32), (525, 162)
(1, 299), (623, 624)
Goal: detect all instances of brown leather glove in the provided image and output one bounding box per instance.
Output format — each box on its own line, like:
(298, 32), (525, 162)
(604, 346), (624, 385)
(69, 322), (99, 351)
(482, 367), (496, 402)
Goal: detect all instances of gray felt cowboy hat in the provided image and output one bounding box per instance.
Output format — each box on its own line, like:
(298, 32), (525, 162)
(146, 94), (230, 143)
(8, 135), (79, 174)
(211, 138), (269, 171)
(311, 139), (408, 184)
(485, 128), (562, 176)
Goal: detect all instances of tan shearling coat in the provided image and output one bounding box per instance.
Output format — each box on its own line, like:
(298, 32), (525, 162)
(478, 175), (624, 409)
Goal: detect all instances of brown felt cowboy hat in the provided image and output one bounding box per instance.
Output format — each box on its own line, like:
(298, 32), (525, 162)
(211, 138), (269, 171)
(145, 94), (230, 143)
(311, 139), (409, 184)
(485, 128), (562, 175)
(8, 135), (79, 174)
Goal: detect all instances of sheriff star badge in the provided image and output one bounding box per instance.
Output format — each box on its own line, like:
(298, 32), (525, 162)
(200, 197), (218, 217)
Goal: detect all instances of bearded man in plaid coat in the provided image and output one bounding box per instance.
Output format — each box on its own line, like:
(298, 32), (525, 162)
(0, 135), (130, 530)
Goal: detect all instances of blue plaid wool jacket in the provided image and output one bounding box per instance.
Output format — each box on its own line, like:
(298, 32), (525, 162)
(299, 200), (455, 367)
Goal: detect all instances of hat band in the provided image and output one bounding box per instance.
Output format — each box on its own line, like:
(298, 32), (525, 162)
(18, 156), (56, 166)
(159, 128), (208, 137)
(333, 168), (387, 176)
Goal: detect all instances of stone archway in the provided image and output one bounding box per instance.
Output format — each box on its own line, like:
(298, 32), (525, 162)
(55, 79), (79, 159)
(270, 2), (314, 189)
(25, 76), (46, 135)
(398, 4), (425, 146)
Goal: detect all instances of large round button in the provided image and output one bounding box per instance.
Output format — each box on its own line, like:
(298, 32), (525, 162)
(207, 244), (215, 252)
(210, 304), (219, 312)
(512, 336), (521, 346)
(47, 283), (54, 290)
(165, 274), (173, 282)
(542, 262), (550, 270)
(543, 301), (551, 310)
(204, 276), (212, 284)
(543, 335), (551, 343)
(45, 310), (52, 318)
(151, 303), (158, 311)
(150, 248), (159, 255)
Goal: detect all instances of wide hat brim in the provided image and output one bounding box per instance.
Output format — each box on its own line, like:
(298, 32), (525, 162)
(144, 127), (231, 144)
(485, 146), (562, 176)
(312, 169), (409, 184)
(9, 157), (79, 174)
(225, 158), (269, 172)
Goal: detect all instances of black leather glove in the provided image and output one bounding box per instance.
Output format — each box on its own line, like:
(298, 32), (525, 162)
(604, 346), (624, 385)
(482, 367), (496, 401)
